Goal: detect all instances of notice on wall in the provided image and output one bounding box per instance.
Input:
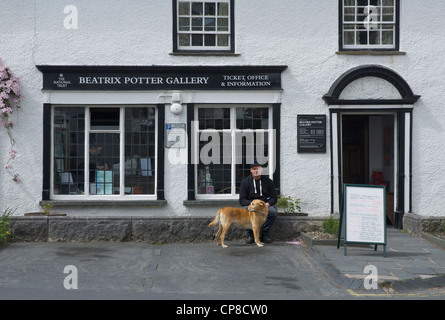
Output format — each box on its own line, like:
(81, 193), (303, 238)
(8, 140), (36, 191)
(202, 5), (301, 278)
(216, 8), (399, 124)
(297, 115), (326, 153)
(344, 184), (386, 244)
(165, 123), (186, 148)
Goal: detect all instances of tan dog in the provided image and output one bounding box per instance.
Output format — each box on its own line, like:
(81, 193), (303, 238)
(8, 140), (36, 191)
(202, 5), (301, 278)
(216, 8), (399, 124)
(208, 199), (268, 248)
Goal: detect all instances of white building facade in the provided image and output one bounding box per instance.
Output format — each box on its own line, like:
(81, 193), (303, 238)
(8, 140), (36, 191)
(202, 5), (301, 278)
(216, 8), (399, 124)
(0, 1), (443, 230)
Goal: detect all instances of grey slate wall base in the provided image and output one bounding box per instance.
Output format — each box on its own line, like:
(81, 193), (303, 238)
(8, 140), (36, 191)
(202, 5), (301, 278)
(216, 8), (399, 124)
(10, 215), (325, 243)
(403, 212), (445, 236)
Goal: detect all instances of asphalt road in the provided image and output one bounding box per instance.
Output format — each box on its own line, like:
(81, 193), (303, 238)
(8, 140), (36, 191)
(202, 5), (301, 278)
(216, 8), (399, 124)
(0, 241), (444, 302)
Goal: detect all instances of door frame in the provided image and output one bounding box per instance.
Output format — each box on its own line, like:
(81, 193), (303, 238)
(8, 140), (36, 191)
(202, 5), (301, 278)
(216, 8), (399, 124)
(330, 108), (412, 221)
(324, 65), (419, 227)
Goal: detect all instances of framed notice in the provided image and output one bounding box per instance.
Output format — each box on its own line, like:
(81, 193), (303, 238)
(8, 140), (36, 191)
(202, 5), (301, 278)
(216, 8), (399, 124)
(297, 115), (326, 153)
(343, 184), (387, 257)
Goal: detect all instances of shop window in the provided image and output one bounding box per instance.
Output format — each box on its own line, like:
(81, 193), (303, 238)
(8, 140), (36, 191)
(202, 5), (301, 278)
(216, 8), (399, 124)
(52, 106), (156, 197)
(174, 0), (234, 52)
(340, 0), (399, 51)
(195, 106), (273, 198)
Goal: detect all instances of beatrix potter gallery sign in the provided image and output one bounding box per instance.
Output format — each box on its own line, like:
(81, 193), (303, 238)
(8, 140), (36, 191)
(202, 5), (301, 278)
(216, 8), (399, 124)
(37, 65), (287, 91)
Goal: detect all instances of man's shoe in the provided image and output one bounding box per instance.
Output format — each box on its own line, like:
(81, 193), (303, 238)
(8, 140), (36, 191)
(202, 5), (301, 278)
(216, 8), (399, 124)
(245, 236), (254, 244)
(263, 235), (272, 244)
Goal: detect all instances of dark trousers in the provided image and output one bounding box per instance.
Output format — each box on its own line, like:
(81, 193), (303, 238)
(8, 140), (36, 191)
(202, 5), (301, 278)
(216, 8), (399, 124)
(245, 205), (278, 238)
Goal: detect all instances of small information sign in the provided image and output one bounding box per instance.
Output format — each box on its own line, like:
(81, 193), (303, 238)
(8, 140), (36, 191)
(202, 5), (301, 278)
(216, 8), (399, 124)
(165, 123), (186, 148)
(297, 115), (326, 153)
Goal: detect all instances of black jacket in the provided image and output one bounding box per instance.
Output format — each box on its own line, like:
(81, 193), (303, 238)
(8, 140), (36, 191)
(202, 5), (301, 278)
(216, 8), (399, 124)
(239, 175), (277, 207)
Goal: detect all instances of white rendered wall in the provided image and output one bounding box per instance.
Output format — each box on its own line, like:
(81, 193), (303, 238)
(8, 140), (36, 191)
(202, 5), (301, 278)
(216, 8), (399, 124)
(0, 1), (444, 217)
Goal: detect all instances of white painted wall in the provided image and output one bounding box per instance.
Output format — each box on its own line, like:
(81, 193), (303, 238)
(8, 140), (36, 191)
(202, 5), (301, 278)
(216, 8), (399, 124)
(0, 1), (444, 217)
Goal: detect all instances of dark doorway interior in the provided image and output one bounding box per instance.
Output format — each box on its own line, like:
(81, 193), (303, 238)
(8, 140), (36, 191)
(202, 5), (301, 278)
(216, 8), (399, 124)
(341, 114), (395, 225)
(342, 115), (369, 185)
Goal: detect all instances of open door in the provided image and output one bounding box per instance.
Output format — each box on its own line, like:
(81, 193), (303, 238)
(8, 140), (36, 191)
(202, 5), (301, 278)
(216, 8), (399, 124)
(341, 114), (395, 225)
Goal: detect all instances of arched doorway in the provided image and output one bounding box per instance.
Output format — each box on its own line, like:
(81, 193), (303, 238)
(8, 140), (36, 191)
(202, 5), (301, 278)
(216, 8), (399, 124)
(323, 65), (420, 228)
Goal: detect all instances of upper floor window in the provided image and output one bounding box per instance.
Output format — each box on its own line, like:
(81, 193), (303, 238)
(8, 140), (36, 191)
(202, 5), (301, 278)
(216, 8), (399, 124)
(173, 0), (234, 53)
(340, 0), (399, 51)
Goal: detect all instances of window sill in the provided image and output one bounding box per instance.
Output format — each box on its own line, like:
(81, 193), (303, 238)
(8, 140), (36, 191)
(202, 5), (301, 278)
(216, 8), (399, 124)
(183, 199), (239, 206)
(41, 200), (167, 207)
(170, 52), (241, 56)
(336, 51), (406, 56)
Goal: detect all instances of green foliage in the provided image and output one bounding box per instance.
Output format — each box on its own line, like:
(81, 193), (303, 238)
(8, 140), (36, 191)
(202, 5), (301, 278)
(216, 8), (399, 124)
(41, 201), (53, 215)
(0, 208), (15, 245)
(322, 216), (339, 235)
(276, 195), (302, 214)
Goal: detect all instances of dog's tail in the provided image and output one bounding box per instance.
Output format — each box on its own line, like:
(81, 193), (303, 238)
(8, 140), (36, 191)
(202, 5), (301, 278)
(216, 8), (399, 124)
(208, 209), (222, 227)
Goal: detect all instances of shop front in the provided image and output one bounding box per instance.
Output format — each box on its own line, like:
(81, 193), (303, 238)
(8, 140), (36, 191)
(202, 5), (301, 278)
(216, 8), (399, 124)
(37, 65), (286, 215)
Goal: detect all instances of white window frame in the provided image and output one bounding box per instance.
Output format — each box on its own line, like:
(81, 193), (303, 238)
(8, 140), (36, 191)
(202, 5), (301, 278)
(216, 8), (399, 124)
(341, 0), (398, 50)
(175, 0), (232, 52)
(50, 105), (158, 200)
(194, 104), (274, 200)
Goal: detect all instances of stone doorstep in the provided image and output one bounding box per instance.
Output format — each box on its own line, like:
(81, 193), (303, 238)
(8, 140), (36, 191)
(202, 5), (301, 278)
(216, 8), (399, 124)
(9, 215), (325, 243)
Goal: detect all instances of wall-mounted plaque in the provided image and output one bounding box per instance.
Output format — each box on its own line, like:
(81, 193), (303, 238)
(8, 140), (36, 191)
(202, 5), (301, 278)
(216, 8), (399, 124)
(165, 123), (186, 148)
(297, 115), (326, 153)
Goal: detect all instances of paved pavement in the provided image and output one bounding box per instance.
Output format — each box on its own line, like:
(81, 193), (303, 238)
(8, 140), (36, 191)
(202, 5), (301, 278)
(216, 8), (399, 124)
(311, 228), (445, 294)
(0, 227), (444, 301)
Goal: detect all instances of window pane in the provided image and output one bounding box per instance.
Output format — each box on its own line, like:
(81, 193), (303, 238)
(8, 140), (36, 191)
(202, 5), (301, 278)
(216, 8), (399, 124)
(344, 31), (355, 45)
(192, 17), (203, 31)
(217, 2), (229, 16)
(205, 34), (216, 46)
(217, 18), (228, 31)
(192, 33), (203, 46)
(205, 3), (216, 16)
(198, 108), (230, 129)
(90, 108), (119, 130)
(178, 1), (190, 15)
(382, 31), (393, 44)
(217, 34), (228, 46)
(179, 33), (190, 46)
(197, 164), (231, 194)
(53, 107), (85, 195)
(369, 31), (380, 44)
(205, 18), (216, 31)
(124, 107), (156, 195)
(179, 17), (190, 31)
(236, 107), (269, 130)
(197, 130), (232, 194)
(192, 2), (203, 15)
(89, 133), (120, 195)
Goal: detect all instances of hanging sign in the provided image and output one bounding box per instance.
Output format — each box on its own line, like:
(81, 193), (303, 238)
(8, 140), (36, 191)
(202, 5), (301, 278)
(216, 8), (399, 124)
(343, 184), (387, 257)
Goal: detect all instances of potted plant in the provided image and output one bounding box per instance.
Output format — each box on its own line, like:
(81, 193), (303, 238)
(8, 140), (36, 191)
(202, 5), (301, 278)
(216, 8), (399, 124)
(300, 215), (343, 247)
(276, 194), (307, 216)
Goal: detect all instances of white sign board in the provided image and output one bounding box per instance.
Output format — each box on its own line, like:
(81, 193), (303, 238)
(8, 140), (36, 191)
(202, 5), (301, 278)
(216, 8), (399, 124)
(165, 123), (186, 148)
(344, 184), (386, 244)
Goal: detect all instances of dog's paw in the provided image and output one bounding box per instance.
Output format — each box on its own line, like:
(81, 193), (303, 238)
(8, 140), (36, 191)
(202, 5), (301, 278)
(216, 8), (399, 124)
(222, 244), (228, 248)
(256, 242), (264, 247)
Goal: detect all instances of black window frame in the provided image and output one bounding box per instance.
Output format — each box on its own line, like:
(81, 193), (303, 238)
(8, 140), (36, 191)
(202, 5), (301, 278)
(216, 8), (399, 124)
(338, 0), (400, 52)
(172, 0), (235, 54)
